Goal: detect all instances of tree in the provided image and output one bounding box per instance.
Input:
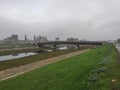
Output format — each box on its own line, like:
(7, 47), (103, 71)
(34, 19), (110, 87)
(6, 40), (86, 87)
(117, 39), (120, 44)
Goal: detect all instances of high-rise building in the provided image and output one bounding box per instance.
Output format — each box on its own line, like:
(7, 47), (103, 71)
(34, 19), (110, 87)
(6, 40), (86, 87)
(25, 35), (27, 41)
(34, 35), (36, 41)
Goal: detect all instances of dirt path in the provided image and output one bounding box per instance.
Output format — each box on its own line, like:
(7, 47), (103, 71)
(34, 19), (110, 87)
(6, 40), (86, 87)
(0, 49), (90, 81)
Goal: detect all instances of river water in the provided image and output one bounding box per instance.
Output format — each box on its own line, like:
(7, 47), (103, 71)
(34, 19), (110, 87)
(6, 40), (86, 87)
(0, 52), (38, 61)
(0, 48), (67, 62)
(115, 44), (120, 52)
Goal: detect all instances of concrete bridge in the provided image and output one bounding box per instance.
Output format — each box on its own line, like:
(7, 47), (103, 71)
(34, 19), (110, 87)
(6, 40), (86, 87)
(37, 41), (103, 49)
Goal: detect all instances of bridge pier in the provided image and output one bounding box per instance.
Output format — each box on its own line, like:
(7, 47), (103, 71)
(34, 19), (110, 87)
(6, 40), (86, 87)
(37, 43), (44, 47)
(76, 45), (80, 50)
(53, 44), (57, 50)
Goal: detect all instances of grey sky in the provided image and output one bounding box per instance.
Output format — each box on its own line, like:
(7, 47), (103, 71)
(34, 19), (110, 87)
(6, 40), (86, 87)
(0, 0), (120, 40)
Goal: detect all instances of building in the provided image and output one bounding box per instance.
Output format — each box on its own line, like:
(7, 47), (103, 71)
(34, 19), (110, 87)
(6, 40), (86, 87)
(1, 35), (37, 44)
(34, 35), (36, 41)
(11, 35), (18, 40)
(25, 35), (27, 41)
(35, 35), (47, 42)
(4, 35), (18, 41)
(3, 35), (18, 44)
(55, 37), (60, 41)
(66, 38), (79, 41)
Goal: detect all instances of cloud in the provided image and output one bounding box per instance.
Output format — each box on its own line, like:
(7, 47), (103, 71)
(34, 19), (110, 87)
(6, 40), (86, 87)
(0, 0), (120, 40)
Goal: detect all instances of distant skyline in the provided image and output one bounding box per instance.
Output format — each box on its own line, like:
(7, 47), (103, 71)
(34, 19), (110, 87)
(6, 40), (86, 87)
(0, 0), (120, 41)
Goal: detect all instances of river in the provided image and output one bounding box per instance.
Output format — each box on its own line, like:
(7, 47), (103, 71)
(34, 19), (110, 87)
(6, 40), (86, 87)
(0, 47), (68, 62)
(115, 44), (120, 52)
(0, 52), (38, 61)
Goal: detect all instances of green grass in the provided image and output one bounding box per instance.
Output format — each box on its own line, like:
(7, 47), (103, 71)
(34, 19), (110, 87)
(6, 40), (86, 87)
(0, 49), (76, 71)
(97, 46), (120, 90)
(0, 45), (119, 90)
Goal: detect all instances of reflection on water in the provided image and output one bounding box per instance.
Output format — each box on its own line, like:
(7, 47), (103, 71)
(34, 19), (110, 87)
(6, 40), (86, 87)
(0, 49), (53, 62)
(115, 45), (120, 52)
(59, 47), (67, 50)
(34, 50), (52, 53)
(0, 52), (38, 61)
(0, 49), (68, 62)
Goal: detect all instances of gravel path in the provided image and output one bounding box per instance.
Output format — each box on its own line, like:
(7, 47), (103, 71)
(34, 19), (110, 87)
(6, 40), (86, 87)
(0, 49), (90, 81)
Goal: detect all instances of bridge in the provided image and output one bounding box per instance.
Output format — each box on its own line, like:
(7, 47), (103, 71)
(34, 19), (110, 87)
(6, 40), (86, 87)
(37, 41), (103, 49)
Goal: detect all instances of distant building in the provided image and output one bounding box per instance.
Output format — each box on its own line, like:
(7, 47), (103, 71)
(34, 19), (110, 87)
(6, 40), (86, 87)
(11, 35), (18, 40)
(4, 35), (18, 41)
(66, 38), (79, 41)
(55, 37), (60, 41)
(0, 34), (37, 44)
(35, 35), (47, 42)
(34, 35), (36, 41)
(25, 35), (27, 41)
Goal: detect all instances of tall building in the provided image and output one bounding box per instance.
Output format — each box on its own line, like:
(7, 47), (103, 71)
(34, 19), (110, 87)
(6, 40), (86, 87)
(25, 35), (27, 41)
(34, 35), (36, 41)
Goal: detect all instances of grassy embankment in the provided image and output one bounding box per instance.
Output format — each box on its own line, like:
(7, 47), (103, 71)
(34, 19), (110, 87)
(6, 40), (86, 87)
(0, 43), (36, 47)
(0, 43), (36, 50)
(0, 44), (119, 90)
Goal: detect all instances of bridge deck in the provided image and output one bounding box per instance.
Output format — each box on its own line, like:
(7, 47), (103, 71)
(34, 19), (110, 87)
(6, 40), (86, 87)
(38, 41), (103, 45)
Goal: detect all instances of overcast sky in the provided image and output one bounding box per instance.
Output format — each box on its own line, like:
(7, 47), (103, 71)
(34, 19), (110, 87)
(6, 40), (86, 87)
(0, 0), (120, 40)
